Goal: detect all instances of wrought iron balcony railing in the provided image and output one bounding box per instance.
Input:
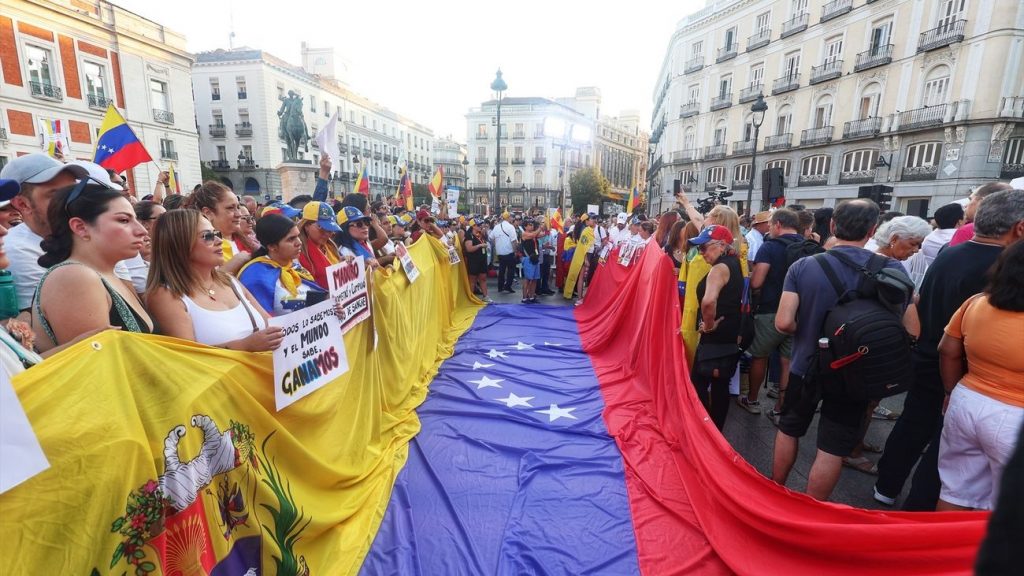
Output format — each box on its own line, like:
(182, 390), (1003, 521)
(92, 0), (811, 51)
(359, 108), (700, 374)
(918, 20), (966, 52)
(781, 13), (809, 38)
(704, 144), (727, 160)
(772, 73), (800, 95)
(855, 44), (893, 71)
(29, 81), (62, 100)
(747, 29), (771, 52)
(821, 0), (853, 22)
(209, 124), (227, 137)
(710, 93), (733, 111)
(843, 117), (882, 140)
(810, 60), (843, 84)
(732, 140), (755, 156)
(800, 126), (834, 146)
(899, 105), (947, 130)
(765, 133), (792, 152)
(739, 84), (764, 104)
(679, 102), (700, 118)
(235, 122), (253, 136)
(685, 56), (705, 74)
(153, 109), (174, 124)
(716, 43), (738, 63)
(87, 92), (111, 110)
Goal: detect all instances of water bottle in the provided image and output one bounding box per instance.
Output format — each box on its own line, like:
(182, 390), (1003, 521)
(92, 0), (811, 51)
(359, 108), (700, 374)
(0, 270), (18, 319)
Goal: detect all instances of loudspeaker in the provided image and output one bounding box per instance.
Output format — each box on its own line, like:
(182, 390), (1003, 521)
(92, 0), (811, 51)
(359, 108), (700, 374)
(857, 185), (894, 210)
(761, 167), (785, 205)
(673, 179), (682, 194)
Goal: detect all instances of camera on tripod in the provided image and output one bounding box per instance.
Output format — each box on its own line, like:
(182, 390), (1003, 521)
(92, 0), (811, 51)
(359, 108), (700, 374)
(696, 185), (733, 214)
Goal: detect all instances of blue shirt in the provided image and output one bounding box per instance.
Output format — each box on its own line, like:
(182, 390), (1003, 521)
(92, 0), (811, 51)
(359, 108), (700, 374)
(753, 233), (805, 314)
(783, 245), (906, 377)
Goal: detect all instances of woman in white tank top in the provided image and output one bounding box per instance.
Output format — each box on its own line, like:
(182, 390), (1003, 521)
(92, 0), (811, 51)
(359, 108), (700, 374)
(145, 210), (285, 352)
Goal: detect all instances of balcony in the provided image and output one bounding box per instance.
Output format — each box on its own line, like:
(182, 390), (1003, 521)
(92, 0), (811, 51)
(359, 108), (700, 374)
(237, 160), (256, 170)
(843, 117), (882, 140)
(475, 133), (489, 140)
(765, 133), (792, 152)
(29, 81), (63, 101)
(685, 56), (705, 74)
(87, 92), (112, 110)
(899, 105), (947, 130)
(512, 158), (526, 165)
(704, 144), (727, 160)
(821, 0), (853, 22)
(732, 140), (755, 156)
(1000, 163), (1024, 180)
(160, 149), (178, 161)
(373, 152), (382, 160)
(211, 92), (221, 101)
(679, 102), (700, 118)
(235, 122), (253, 137)
(810, 60), (843, 84)
(710, 93), (733, 111)
(800, 126), (834, 146)
(672, 149), (699, 163)
(739, 84), (764, 104)
(383, 154), (392, 162)
(512, 132), (525, 139)
(210, 160), (231, 171)
(855, 44), (893, 71)
(153, 109), (174, 124)
(747, 29), (771, 52)
(918, 20), (966, 52)
(798, 174), (829, 186)
(839, 170), (877, 184)
(781, 13), (809, 38)
(475, 158), (488, 165)
(716, 43), (738, 63)
(532, 157), (546, 165)
(902, 165), (939, 181)
(238, 91), (247, 100)
(772, 73), (800, 95)
(705, 182), (725, 192)
(208, 124), (227, 138)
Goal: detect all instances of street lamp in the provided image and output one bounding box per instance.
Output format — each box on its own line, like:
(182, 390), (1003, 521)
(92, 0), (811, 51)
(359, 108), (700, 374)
(746, 94), (768, 214)
(491, 69), (507, 210)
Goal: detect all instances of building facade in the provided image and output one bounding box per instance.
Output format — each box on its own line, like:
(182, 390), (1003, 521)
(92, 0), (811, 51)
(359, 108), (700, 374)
(465, 88), (649, 216)
(191, 47), (435, 201)
(0, 0), (200, 192)
(649, 0), (1024, 216)
(432, 136), (469, 192)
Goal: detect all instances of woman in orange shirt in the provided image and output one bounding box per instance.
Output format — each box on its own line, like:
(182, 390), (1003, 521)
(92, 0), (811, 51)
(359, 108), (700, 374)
(936, 241), (1024, 511)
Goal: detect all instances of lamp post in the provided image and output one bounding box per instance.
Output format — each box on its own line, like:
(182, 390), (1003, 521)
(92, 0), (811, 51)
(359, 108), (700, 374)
(491, 69), (507, 211)
(746, 94), (768, 215)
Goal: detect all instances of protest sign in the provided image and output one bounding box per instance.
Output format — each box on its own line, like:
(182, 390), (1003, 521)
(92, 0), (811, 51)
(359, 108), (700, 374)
(445, 188), (460, 216)
(447, 245), (461, 264)
(269, 299), (349, 411)
(395, 242), (420, 283)
(326, 257), (371, 335)
(0, 369), (49, 494)
(618, 242), (639, 267)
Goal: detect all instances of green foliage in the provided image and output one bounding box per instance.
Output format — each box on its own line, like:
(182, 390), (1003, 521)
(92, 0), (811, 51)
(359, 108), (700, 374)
(568, 167), (611, 217)
(200, 163), (218, 185)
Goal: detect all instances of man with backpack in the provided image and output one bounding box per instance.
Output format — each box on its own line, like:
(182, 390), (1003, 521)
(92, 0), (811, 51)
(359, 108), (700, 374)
(743, 209), (823, 418)
(772, 199), (913, 501)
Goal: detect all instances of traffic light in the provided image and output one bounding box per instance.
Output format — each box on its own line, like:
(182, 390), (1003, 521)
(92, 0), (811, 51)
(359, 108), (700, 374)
(857, 184), (894, 211)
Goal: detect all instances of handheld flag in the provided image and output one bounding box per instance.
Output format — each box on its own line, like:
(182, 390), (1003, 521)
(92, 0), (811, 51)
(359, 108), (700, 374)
(93, 105), (152, 172)
(38, 119), (71, 158)
(400, 172), (414, 211)
(167, 162), (181, 195)
(352, 166), (369, 196)
(428, 166), (444, 198)
(549, 208), (564, 234)
(626, 184), (640, 213)
(315, 112), (341, 174)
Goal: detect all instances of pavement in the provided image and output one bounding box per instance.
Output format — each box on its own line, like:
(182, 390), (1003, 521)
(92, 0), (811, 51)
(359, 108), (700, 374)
(478, 274), (910, 510)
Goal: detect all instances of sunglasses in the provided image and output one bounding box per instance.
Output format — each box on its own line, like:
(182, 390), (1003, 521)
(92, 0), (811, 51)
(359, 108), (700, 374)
(64, 176), (110, 211)
(697, 241), (722, 254)
(242, 216), (255, 223)
(348, 220), (369, 228)
(199, 230), (224, 245)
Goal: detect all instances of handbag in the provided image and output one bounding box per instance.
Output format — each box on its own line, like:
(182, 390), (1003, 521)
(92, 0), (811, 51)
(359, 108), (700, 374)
(227, 278), (260, 333)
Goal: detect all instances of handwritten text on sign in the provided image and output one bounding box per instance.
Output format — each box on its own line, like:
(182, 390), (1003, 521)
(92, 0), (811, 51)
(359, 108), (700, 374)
(269, 298), (349, 411)
(326, 257), (370, 335)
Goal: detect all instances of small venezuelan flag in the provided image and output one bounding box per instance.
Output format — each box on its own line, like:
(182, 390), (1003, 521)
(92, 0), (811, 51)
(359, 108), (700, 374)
(353, 166), (370, 196)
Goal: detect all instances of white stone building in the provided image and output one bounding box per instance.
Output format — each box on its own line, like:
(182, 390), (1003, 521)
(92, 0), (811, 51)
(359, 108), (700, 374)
(649, 0), (1024, 216)
(432, 137), (469, 192)
(0, 0), (200, 192)
(191, 46), (435, 201)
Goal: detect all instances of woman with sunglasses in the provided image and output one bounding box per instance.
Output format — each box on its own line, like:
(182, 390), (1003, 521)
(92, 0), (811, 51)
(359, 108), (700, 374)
(183, 181), (249, 275)
(296, 201), (344, 289)
(121, 200), (166, 294)
(233, 205), (259, 254)
(32, 181), (154, 352)
(688, 224), (745, 431)
(335, 207), (379, 268)
(238, 213), (325, 315)
(146, 210), (282, 350)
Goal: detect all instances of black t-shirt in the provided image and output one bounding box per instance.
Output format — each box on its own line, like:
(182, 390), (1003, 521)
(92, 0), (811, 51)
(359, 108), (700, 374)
(916, 240), (1004, 359)
(753, 233), (805, 314)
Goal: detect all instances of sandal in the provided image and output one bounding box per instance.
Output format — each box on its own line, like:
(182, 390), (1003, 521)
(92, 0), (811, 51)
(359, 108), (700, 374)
(842, 456), (878, 476)
(862, 441), (883, 454)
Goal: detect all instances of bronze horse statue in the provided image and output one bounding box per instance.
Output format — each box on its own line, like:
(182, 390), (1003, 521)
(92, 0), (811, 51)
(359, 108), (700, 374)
(277, 90), (310, 162)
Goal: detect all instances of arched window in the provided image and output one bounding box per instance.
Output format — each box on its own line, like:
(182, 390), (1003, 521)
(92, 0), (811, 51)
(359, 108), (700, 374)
(813, 94), (833, 128)
(713, 120), (727, 146)
(858, 82), (882, 119)
(707, 166), (725, 184)
(733, 163), (752, 183)
(799, 154), (832, 186)
(922, 65), (950, 107)
(533, 169), (544, 187)
(841, 149), (879, 173)
(766, 159), (791, 176)
(683, 126), (696, 150)
(904, 142), (942, 168)
(774, 104), (792, 135)
(513, 170), (523, 186)
(477, 170), (486, 186)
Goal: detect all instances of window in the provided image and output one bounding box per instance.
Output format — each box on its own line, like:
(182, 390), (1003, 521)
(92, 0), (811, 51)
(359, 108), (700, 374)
(791, 0), (808, 16)
(349, 111), (355, 123)
(937, 0), (966, 29)
(477, 170), (486, 185)
(683, 127), (695, 150)
(775, 105), (792, 135)
(713, 122), (727, 146)
(801, 155), (831, 176)
(514, 123), (524, 137)
(83, 61), (106, 100)
(1005, 138), (1024, 164)
(691, 41), (703, 58)
(216, 146), (227, 161)
(904, 142), (942, 168)
(212, 111), (224, 127)
(783, 51), (801, 77)
(513, 170), (523, 186)
(749, 64), (765, 88)
(718, 74), (732, 97)
(870, 19), (893, 50)
(514, 146), (523, 161)
(209, 78), (220, 100)
(766, 159), (791, 175)
(842, 149), (878, 172)
(859, 83), (882, 119)
(477, 123), (487, 137)
(236, 76), (247, 99)
(905, 198), (930, 219)
(276, 83), (285, 99)
(707, 166), (725, 183)
(814, 95), (834, 128)
(823, 36), (843, 64)
(159, 139), (175, 159)
(734, 163), (752, 182)
(150, 79), (169, 111)
(324, 101), (330, 118)
(755, 11), (771, 33)
(238, 110), (249, 125)
(241, 145), (253, 161)
(922, 66), (950, 106)
(26, 45), (55, 87)
(724, 26), (737, 48)
(688, 84), (700, 103)
(309, 95), (317, 113)
(534, 146), (544, 159)
(534, 170), (544, 186)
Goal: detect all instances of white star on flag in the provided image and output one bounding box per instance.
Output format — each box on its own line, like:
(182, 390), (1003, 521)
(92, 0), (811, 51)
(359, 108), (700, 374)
(496, 393), (534, 408)
(472, 361), (494, 370)
(469, 376), (503, 390)
(510, 342), (534, 351)
(486, 349), (508, 359)
(538, 404), (577, 422)
(543, 342), (563, 347)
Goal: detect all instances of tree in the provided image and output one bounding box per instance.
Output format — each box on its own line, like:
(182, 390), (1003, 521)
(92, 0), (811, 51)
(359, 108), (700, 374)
(568, 167), (611, 217)
(199, 163), (218, 187)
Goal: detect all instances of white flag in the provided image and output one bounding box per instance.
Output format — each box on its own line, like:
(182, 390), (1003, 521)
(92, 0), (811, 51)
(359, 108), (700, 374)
(315, 112), (341, 174)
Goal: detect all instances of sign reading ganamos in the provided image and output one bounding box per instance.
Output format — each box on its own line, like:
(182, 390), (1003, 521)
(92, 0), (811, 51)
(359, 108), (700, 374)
(269, 298), (350, 411)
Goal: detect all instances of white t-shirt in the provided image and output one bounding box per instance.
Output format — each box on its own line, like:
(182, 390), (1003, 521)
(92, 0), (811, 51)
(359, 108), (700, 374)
(488, 221), (518, 256)
(6, 224), (45, 311)
(122, 254), (149, 293)
(745, 229), (765, 262)
(180, 278), (268, 346)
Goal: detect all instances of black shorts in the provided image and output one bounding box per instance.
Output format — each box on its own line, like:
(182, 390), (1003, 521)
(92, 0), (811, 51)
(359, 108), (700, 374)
(777, 371), (869, 457)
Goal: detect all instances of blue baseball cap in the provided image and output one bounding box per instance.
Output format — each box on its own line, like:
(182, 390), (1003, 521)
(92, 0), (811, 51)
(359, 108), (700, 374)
(263, 201), (300, 219)
(301, 201), (342, 233)
(0, 179), (19, 202)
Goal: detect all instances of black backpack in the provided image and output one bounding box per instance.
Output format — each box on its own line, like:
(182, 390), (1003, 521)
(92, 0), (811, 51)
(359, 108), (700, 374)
(813, 250), (915, 402)
(769, 235), (825, 269)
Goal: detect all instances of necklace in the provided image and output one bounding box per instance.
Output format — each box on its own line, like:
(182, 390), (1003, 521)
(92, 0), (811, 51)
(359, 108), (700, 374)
(199, 282), (217, 300)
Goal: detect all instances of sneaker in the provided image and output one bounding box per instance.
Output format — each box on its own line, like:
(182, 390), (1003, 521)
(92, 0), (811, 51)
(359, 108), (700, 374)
(736, 396), (761, 414)
(765, 408), (781, 426)
(766, 383), (780, 399)
(873, 485), (895, 506)
(872, 405), (901, 420)
(482, 297), (493, 304)
(521, 298), (528, 304)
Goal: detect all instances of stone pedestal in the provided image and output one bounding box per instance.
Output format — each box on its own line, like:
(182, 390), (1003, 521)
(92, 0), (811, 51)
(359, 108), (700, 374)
(276, 161), (316, 202)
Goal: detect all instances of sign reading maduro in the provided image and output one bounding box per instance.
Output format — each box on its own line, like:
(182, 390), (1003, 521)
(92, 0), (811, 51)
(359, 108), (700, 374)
(269, 298), (350, 410)
(326, 257), (371, 334)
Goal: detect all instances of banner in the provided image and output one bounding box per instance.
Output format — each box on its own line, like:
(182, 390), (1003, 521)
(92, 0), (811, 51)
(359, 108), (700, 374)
(562, 226), (594, 299)
(0, 369), (48, 494)
(268, 298), (348, 411)
(326, 257), (370, 334)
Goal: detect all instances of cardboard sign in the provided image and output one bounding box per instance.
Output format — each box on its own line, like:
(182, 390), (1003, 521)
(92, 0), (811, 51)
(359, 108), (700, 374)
(618, 242), (639, 267)
(394, 241), (420, 283)
(326, 257), (370, 335)
(269, 298), (350, 411)
(447, 245), (461, 264)
(445, 188), (460, 216)
(0, 367), (50, 494)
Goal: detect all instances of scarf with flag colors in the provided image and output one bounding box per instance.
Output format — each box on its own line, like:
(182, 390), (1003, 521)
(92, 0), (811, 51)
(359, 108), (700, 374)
(93, 105), (152, 173)
(0, 236), (990, 575)
(427, 166), (444, 198)
(352, 166), (369, 196)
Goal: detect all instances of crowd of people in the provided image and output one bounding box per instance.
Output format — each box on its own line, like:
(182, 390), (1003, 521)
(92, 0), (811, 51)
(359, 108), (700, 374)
(1, 149), (1021, 520)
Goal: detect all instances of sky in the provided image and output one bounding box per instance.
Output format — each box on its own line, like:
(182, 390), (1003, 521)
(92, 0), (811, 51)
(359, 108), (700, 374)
(115, 0), (707, 139)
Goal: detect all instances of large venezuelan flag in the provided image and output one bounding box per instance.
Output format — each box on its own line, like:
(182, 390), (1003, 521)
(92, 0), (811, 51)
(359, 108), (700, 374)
(93, 105), (152, 173)
(0, 239), (991, 575)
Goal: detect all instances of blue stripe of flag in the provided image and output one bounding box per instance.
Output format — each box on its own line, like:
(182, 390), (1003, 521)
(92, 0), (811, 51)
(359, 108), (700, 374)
(94, 124), (140, 165)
